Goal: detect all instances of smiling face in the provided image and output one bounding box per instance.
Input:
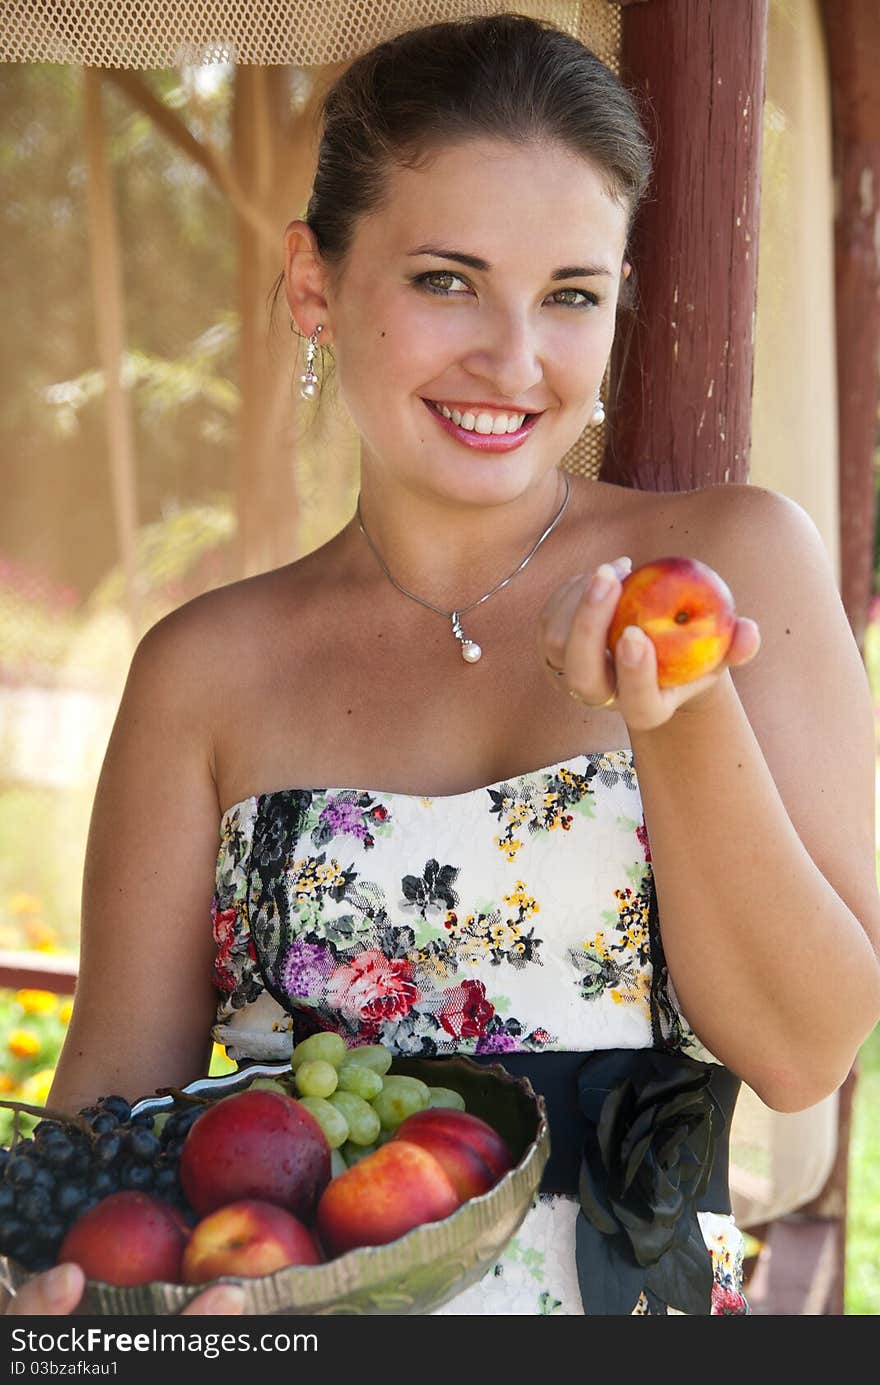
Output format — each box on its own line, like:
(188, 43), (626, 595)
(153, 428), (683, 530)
(291, 137), (631, 511)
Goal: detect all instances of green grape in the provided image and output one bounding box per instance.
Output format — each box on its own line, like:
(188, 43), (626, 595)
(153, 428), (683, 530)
(290, 1032), (349, 1071)
(341, 1139), (379, 1166)
(371, 1076), (430, 1131)
(426, 1085), (466, 1111)
(295, 1059), (339, 1099)
(342, 1043), (393, 1075)
(330, 1148), (348, 1178)
(336, 1063), (383, 1101)
(328, 1090), (381, 1146)
(296, 1096), (350, 1149)
(249, 1077), (294, 1097)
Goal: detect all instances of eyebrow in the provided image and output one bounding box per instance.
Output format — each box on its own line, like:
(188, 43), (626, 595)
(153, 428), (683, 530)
(406, 245), (613, 279)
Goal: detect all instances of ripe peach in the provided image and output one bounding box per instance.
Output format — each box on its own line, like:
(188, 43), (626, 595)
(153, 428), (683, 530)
(179, 1089), (331, 1222)
(393, 1107), (513, 1182)
(182, 1199), (323, 1283)
(58, 1191), (188, 1286)
(315, 1141), (461, 1257)
(607, 556), (736, 688)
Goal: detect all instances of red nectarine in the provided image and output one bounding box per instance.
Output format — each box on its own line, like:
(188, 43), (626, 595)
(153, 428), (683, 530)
(393, 1108), (513, 1182)
(182, 1199), (323, 1283)
(607, 556), (736, 688)
(58, 1191), (188, 1286)
(315, 1141), (460, 1257)
(180, 1089), (331, 1222)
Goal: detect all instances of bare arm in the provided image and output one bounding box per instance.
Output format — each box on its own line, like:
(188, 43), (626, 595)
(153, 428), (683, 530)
(48, 599), (227, 1114)
(626, 487), (880, 1109)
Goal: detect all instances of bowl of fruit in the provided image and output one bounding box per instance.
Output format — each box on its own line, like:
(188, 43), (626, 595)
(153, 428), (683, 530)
(0, 1035), (549, 1315)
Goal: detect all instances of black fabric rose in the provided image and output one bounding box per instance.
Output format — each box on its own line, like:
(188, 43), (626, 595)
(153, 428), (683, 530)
(575, 1047), (728, 1316)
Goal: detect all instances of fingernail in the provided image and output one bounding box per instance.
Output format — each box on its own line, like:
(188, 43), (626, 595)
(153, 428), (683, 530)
(45, 1262), (80, 1306)
(612, 556), (633, 577)
(619, 624), (647, 665)
(588, 564), (617, 603)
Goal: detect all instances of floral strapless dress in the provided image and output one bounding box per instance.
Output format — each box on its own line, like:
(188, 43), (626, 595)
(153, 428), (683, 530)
(210, 750), (749, 1316)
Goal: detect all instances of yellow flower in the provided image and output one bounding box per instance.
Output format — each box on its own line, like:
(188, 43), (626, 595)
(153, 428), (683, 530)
(7, 893), (42, 915)
(58, 999), (74, 1024)
(20, 1068), (55, 1105)
(15, 989), (58, 1016)
(0, 1073), (16, 1094)
(8, 1029), (41, 1059)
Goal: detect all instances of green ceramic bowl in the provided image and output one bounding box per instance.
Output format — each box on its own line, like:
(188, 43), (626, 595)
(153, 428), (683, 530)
(3, 1056), (549, 1315)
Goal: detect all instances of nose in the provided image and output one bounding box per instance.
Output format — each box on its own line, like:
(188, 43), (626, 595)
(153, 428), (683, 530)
(459, 307), (544, 403)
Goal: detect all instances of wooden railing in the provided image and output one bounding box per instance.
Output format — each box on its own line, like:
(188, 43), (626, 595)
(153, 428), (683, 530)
(0, 949), (77, 994)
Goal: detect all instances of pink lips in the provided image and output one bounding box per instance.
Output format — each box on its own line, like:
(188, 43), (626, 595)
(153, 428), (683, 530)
(423, 399), (539, 453)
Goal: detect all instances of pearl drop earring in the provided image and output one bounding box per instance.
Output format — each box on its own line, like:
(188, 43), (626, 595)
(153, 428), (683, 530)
(590, 392), (606, 426)
(299, 324), (323, 400)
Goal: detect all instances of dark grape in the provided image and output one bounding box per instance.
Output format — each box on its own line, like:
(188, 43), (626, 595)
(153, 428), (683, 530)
(89, 1169), (119, 1199)
(54, 1182), (89, 1217)
(0, 1217), (29, 1255)
(33, 1120), (64, 1144)
(163, 1137), (186, 1161)
(33, 1216), (65, 1247)
(93, 1131), (124, 1167)
(70, 1149), (92, 1179)
(0, 1185), (15, 1212)
(119, 1162), (154, 1191)
(130, 1112), (155, 1130)
(5, 1155), (36, 1188)
(18, 1187), (53, 1223)
(30, 1165), (56, 1193)
(89, 1111), (119, 1136)
(77, 1105), (100, 1123)
(127, 1129), (160, 1162)
(153, 1165), (180, 1195)
(0, 1148), (8, 1174)
(100, 1096), (132, 1124)
(41, 1135), (76, 1172)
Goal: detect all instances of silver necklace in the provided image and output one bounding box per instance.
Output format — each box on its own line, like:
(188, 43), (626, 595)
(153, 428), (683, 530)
(355, 472), (572, 663)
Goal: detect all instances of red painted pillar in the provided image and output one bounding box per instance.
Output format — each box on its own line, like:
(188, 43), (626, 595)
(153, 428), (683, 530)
(606, 0), (769, 493)
(820, 0), (880, 656)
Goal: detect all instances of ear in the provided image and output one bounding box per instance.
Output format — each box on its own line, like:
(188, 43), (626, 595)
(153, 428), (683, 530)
(284, 220), (333, 341)
(622, 260), (632, 282)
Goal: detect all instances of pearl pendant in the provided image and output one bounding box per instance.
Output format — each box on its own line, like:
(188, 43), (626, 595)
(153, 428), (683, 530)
(300, 379), (319, 400)
(461, 640), (482, 663)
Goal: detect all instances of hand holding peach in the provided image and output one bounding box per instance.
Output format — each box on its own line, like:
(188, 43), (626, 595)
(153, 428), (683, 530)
(538, 555), (761, 731)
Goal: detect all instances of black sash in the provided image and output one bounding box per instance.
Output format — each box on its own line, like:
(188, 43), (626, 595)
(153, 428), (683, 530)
(464, 1047), (742, 1315)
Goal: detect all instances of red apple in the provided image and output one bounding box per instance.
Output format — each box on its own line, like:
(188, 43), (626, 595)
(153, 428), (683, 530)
(607, 556), (737, 688)
(58, 1191), (188, 1286)
(180, 1089), (331, 1222)
(315, 1141), (461, 1257)
(182, 1200), (323, 1283)
(393, 1107), (513, 1183)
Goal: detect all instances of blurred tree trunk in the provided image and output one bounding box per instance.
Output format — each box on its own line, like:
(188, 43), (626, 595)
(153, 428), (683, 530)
(231, 66), (332, 578)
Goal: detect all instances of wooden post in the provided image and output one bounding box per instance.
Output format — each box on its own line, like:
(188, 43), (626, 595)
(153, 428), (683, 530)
(606, 0), (769, 493)
(82, 68), (143, 641)
(819, 0), (880, 658)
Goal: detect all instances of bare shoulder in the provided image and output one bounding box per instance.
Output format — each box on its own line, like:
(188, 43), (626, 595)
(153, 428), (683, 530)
(134, 564), (302, 722)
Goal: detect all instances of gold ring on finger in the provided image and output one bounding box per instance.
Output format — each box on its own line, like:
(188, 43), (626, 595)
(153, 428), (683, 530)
(569, 688), (617, 708)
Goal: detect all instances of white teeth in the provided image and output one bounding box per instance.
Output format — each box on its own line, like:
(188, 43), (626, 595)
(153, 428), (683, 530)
(432, 401), (526, 434)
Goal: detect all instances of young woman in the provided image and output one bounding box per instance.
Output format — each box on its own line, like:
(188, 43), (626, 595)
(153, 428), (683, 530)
(20, 13), (880, 1316)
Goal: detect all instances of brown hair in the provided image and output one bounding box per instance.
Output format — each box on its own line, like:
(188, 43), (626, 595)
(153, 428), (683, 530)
(269, 12), (652, 364)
